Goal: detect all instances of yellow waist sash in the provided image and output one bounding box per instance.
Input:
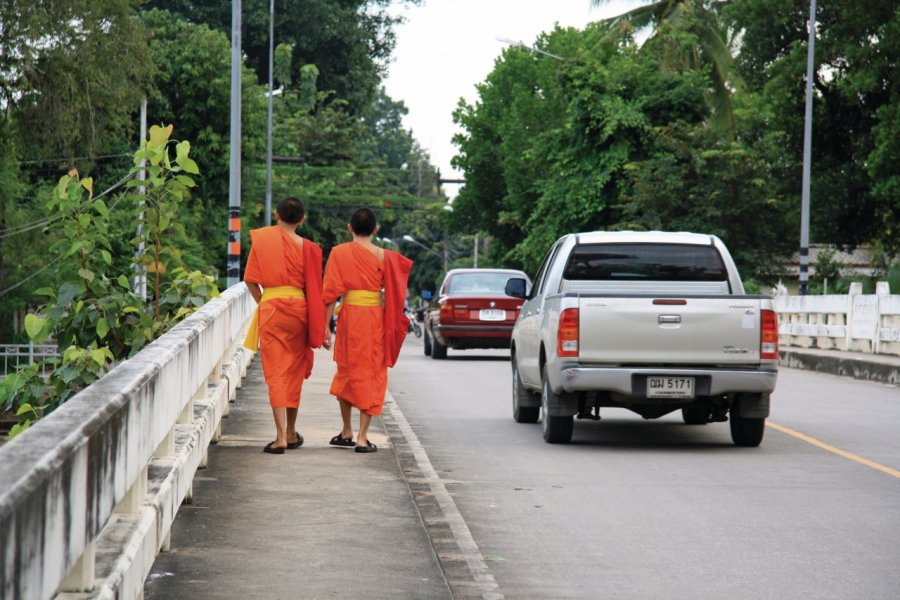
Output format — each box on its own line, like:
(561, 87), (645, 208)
(243, 286), (306, 350)
(343, 289), (382, 306)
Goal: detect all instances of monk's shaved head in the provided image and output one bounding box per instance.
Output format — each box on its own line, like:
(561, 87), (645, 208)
(276, 197), (305, 224)
(350, 207), (377, 236)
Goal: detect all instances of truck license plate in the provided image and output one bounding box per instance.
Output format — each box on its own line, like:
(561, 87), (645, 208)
(479, 309), (506, 321)
(647, 376), (695, 398)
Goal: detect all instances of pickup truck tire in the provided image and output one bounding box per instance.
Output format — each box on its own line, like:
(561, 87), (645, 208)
(730, 394), (766, 447)
(512, 355), (539, 423)
(423, 329), (432, 356)
(431, 334), (448, 359)
(681, 406), (709, 425)
(541, 366), (574, 443)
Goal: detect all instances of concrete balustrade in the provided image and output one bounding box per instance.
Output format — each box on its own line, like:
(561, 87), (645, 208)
(774, 283), (900, 357)
(0, 285), (255, 600)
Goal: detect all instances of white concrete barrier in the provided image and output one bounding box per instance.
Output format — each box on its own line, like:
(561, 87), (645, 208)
(0, 285), (255, 600)
(773, 284), (900, 357)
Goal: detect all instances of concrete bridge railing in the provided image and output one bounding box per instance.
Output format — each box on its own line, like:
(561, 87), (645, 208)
(774, 282), (900, 357)
(0, 285), (255, 600)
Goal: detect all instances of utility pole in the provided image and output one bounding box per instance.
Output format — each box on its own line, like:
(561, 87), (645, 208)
(134, 97), (147, 300)
(799, 0), (816, 296)
(265, 0), (275, 226)
(473, 233), (478, 268)
(227, 0), (242, 288)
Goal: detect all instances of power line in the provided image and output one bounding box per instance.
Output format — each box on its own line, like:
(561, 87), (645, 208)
(0, 258), (59, 298)
(16, 152), (133, 166)
(0, 171), (134, 240)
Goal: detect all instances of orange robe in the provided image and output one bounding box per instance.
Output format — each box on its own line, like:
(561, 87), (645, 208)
(244, 226), (324, 409)
(322, 243), (411, 415)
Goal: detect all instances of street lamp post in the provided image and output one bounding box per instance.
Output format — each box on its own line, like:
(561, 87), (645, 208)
(799, 0), (817, 296)
(403, 235), (447, 273)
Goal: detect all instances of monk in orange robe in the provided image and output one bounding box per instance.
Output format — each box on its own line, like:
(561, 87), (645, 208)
(322, 208), (412, 453)
(243, 197), (325, 454)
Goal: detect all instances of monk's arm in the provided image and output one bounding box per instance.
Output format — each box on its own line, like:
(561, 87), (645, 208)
(245, 281), (262, 304)
(323, 301), (337, 349)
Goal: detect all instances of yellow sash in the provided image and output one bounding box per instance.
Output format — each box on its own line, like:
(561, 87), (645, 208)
(243, 286), (306, 350)
(343, 289), (382, 306)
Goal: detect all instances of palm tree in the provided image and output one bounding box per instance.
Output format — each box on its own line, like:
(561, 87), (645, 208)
(591, 0), (740, 139)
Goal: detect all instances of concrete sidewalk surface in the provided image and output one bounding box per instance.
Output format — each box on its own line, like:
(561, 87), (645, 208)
(144, 348), (452, 600)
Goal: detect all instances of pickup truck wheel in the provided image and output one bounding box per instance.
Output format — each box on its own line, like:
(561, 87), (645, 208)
(730, 396), (765, 447)
(512, 355), (539, 423)
(541, 367), (573, 443)
(423, 329), (432, 356)
(431, 335), (448, 359)
(681, 406), (709, 425)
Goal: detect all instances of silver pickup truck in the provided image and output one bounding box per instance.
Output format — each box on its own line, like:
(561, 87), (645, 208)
(506, 231), (778, 446)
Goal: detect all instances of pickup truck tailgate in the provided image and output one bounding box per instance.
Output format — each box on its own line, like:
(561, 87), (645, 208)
(577, 297), (763, 364)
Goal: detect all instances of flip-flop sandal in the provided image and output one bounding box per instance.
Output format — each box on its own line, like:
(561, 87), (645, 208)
(263, 442), (285, 455)
(354, 441), (377, 453)
(287, 433), (304, 449)
(329, 433), (355, 447)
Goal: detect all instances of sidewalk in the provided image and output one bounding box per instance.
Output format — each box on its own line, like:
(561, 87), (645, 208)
(779, 347), (900, 385)
(143, 348), (451, 600)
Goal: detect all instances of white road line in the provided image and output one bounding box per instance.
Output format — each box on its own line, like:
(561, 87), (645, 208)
(384, 393), (504, 600)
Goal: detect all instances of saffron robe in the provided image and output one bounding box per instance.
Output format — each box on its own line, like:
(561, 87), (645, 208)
(244, 226), (324, 409)
(322, 243), (412, 415)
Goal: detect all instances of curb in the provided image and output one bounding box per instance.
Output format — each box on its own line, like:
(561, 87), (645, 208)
(779, 349), (899, 385)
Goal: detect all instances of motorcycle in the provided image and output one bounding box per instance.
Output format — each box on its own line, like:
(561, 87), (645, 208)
(405, 309), (422, 338)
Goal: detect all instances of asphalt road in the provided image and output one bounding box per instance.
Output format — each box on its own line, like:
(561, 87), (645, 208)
(389, 340), (900, 600)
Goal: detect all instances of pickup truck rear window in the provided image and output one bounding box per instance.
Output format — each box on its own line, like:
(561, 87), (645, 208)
(564, 243), (727, 282)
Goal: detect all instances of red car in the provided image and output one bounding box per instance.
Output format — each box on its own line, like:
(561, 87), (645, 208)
(423, 268), (531, 359)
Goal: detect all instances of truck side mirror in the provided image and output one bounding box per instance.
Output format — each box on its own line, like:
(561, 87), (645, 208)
(505, 277), (527, 298)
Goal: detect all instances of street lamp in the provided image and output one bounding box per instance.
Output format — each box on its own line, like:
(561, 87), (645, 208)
(496, 37), (565, 61)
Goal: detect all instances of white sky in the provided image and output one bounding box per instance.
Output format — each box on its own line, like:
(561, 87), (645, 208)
(383, 0), (639, 197)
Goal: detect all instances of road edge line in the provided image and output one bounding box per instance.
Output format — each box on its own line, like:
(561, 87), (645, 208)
(383, 392), (505, 600)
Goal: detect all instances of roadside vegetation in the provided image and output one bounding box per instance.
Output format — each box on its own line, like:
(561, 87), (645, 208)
(451, 0), (899, 289)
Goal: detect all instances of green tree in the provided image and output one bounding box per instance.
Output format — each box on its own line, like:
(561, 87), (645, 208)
(725, 0), (899, 258)
(0, 0), (153, 162)
(592, 0), (741, 139)
(147, 0), (419, 115)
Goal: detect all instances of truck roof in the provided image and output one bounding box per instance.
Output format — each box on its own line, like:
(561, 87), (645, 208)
(570, 231), (717, 246)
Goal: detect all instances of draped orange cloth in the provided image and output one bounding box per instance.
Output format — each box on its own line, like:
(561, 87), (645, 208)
(244, 226), (324, 409)
(323, 243), (411, 416)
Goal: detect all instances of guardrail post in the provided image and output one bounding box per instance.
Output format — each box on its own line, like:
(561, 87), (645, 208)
(115, 466), (148, 515)
(58, 542), (95, 593)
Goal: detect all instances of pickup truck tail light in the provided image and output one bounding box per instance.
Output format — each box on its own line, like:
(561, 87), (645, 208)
(760, 309), (778, 359)
(557, 308), (579, 358)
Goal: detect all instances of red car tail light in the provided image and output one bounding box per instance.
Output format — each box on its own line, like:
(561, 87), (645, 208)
(557, 308), (579, 358)
(760, 309), (778, 359)
(440, 301), (453, 321)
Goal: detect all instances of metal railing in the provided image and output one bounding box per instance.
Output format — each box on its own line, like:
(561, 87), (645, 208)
(0, 343), (60, 377)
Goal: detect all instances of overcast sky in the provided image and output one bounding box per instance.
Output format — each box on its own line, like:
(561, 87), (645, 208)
(382, 0), (638, 197)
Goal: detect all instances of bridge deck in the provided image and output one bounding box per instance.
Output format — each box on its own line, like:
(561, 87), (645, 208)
(143, 349), (450, 600)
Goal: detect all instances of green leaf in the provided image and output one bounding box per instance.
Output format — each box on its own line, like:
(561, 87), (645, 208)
(93, 199), (109, 217)
(100, 250), (112, 265)
(179, 157), (200, 175)
(149, 124), (173, 147)
(81, 177), (93, 196)
(24, 314), (46, 340)
(96, 318), (110, 339)
(34, 287), (54, 297)
(57, 282), (81, 305)
(175, 175), (197, 188)
(9, 420), (31, 439)
(90, 349), (107, 366)
(117, 275), (131, 289)
(175, 140), (191, 161)
(15, 403), (33, 416)
(78, 268), (95, 282)
(67, 240), (85, 256)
